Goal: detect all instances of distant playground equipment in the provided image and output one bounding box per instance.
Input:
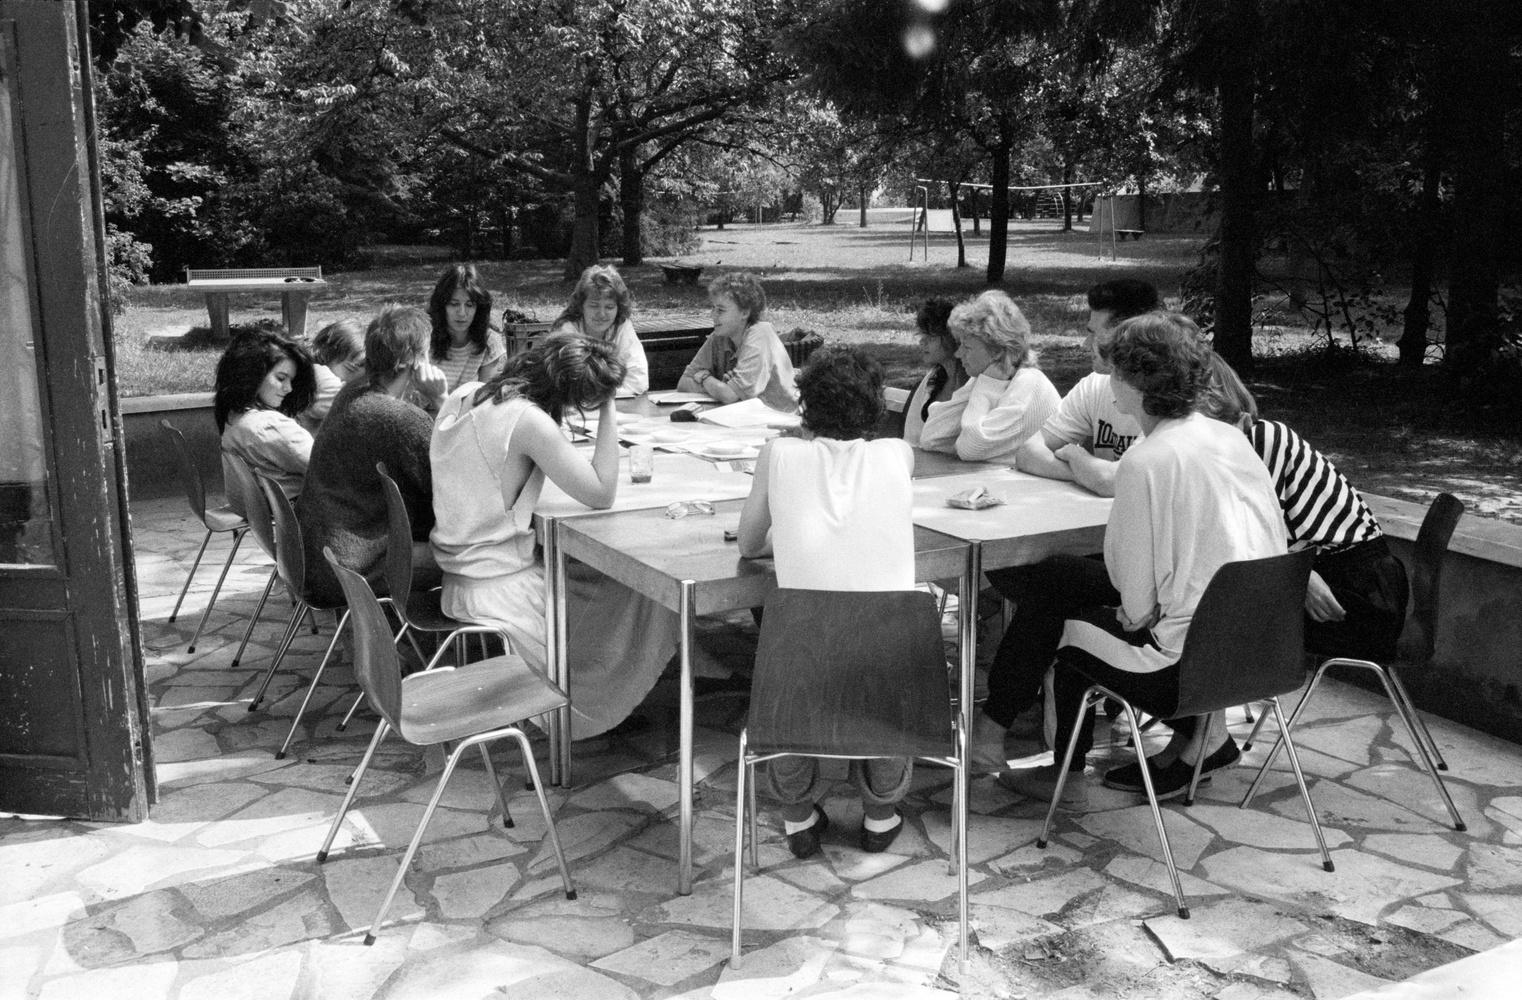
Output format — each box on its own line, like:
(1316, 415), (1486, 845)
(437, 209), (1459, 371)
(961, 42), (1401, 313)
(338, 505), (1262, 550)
(907, 179), (1103, 261)
(1092, 194), (1145, 261)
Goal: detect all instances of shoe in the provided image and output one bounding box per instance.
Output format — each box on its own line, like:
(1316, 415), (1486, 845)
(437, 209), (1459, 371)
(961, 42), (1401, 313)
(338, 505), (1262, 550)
(1102, 757), (1159, 793)
(785, 805), (829, 859)
(859, 812), (904, 853)
(1106, 737), (1240, 795)
(997, 763), (1089, 806)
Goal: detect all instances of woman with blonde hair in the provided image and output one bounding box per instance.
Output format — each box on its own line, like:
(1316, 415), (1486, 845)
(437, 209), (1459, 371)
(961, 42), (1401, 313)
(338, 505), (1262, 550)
(919, 289), (1059, 462)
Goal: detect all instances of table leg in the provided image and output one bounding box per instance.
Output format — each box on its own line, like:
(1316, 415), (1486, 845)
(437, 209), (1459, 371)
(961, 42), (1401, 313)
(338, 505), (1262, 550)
(283, 291), (312, 339)
(957, 543), (978, 967)
(204, 292), (230, 341)
(678, 580), (695, 895)
(545, 518), (568, 787)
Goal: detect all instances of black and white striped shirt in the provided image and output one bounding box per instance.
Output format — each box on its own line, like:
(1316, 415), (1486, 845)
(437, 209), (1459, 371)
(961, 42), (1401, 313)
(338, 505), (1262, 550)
(1249, 420), (1382, 553)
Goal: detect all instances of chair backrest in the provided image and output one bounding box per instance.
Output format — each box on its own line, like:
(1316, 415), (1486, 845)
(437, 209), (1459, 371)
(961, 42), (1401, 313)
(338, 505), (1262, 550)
(224, 453), (276, 560)
(1396, 492), (1464, 664)
(747, 588), (953, 758)
(375, 462), (415, 607)
(159, 419), (207, 521)
(1173, 550), (1316, 717)
(323, 546), (404, 728)
(256, 473), (307, 600)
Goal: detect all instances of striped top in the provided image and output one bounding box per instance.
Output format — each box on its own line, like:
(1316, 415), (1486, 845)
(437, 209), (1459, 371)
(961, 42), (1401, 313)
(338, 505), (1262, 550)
(1249, 419), (1382, 553)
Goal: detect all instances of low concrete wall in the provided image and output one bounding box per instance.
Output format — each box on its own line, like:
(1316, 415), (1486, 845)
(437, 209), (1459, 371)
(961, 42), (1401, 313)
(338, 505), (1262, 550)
(122, 393), (219, 502)
(1364, 494), (1522, 745)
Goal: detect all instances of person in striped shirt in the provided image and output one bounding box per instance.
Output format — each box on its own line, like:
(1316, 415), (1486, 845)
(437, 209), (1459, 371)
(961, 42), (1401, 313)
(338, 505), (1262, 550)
(1101, 354), (1410, 793)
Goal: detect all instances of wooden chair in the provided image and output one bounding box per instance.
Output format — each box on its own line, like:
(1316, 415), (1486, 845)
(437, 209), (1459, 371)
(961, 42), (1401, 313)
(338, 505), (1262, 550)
(731, 588), (968, 970)
(160, 420), (248, 653)
(1241, 494), (1468, 831)
(316, 548), (576, 944)
(1036, 551), (1332, 919)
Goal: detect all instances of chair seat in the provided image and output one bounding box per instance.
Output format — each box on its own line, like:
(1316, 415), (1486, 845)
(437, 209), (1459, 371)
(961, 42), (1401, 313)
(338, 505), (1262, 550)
(404, 589), (467, 633)
(397, 656), (568, 746)
(204, 505), (248, 532)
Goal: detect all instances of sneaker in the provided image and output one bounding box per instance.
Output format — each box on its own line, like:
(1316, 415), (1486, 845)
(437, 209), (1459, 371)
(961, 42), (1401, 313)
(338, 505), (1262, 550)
(997, 763), (1089, 806)
(1105, 737), (1239, 795)
(1149, 739), (1242, 801)
(859, 812), (904, 853)
(785, 805), (829, 859)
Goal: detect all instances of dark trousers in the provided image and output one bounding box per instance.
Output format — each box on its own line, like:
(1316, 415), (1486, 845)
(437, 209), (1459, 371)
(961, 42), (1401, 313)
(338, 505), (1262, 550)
(1306, 537), (1409, 662)
(983, 554), (1118, 729)
(1050, 606), (1179, 770)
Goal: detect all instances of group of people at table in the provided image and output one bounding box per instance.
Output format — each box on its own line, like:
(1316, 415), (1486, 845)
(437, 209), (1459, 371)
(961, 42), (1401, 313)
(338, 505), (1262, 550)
(212, 261), (1407, 862)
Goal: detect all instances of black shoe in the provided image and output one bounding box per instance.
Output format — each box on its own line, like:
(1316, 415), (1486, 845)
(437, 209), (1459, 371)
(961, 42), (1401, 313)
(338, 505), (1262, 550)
(1106, 737), (1240, 795)
(1102, 757), (1160, 793)
(785, 805), (829, 859)
(859, 812), (904, 853)
(1149, 737), (1242, 801)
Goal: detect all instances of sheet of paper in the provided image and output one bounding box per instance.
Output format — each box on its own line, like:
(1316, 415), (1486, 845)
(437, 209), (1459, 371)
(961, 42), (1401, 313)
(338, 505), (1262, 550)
(696, 397), (801, 429)
(648, 390), (713, 405)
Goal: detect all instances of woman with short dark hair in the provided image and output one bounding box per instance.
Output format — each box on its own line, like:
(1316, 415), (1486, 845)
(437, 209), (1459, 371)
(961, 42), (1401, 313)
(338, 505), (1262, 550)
(902, 298), (967, 447)
(738, 345), (917, 857)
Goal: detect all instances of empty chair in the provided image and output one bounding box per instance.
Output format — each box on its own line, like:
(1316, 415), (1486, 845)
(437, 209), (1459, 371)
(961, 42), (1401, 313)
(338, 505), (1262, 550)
(160, 419), (248, 653)
(1036, 551), (1332, 919)
(731, 588), (968, 970)
(1242, 493), (1468, 831)
(250, 473), (350, 737)
(316, 548), (575, 944)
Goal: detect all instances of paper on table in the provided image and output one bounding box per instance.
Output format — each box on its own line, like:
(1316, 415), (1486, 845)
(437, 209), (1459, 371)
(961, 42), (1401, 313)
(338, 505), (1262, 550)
(697, 397), (802, 429)
(648, 390), (712, 405)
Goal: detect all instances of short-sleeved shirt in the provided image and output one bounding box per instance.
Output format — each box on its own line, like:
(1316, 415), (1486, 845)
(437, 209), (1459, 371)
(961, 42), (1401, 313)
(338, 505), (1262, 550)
(682, 321), (799, 412)
(438, 329), (508, 393)
(1041, 371), (1144, 461)
(552, 318), (649, 395)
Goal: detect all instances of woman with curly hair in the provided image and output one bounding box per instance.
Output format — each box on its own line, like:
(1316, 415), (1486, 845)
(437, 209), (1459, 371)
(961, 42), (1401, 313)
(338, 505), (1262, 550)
(214, 329), (317, 507)
(428, 263), (507, 393)
(738, 345), (916, 857)
(430, 333), (678, 738)
(918, 289), (1059, 462)
(551, 264), (650, 395)
(1002, 312), (1286, 804)
(678, 272), (797, 411)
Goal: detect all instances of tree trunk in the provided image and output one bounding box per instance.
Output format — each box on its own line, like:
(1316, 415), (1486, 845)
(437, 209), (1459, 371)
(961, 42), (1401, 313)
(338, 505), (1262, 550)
(619, 145), (645, 266)
(1399, 117), (1443, 366)
(858, 183), (868, 227)
(1137, 172), (1148, 232)
(986, 136), (1012, 284)
(563, 96), (600, 280)
(820, 187), (839, 224)
(972, 187), (981, 235)
(949, 180), (967, 268)
(1212, 0), (1259, 372)
(1443, 1), (1505, 375)
(1061, 160), (1074, 231)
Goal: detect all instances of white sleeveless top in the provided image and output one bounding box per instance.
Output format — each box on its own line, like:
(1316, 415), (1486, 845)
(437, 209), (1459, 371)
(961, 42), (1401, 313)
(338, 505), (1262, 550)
(429, 388), (545, 581)
(766, 436), (915, 591)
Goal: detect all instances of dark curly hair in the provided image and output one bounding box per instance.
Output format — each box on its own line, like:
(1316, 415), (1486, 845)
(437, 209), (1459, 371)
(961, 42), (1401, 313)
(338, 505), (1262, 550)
(213, 330), (316, 432)
(797, 345), (885, 440)
(472, 332), (626, 423)
(707, 272), (767, 324)
(428, 263), (494, 361)
(1107, 312), (1210, 419)
(1087, 279), (1161, 321)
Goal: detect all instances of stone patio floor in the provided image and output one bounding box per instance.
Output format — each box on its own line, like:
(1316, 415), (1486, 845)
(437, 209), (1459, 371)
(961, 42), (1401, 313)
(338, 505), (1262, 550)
(4, 495), (1522, 999)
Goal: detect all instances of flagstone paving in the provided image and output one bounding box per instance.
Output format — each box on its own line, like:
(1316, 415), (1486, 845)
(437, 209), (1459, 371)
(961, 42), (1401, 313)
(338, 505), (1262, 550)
(3, 495), (1521, 998)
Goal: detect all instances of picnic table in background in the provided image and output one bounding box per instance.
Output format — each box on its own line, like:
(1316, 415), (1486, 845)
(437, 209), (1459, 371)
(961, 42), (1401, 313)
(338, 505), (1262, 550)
(184, 266), (327, 341)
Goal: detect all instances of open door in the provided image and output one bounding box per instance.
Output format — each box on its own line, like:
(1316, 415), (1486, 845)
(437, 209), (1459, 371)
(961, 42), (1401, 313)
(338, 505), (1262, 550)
(0, 1), (152, 820)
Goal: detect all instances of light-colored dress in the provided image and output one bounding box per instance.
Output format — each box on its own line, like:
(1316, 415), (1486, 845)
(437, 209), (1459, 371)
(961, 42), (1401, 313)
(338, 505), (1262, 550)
(437, 329), (508, 393)
(681, 321), (798, 412)
(220, 407), (313, 513)
(430, 387), (678, 739)
(919, 366), (1060, 463)
(552, 318), (650, 395)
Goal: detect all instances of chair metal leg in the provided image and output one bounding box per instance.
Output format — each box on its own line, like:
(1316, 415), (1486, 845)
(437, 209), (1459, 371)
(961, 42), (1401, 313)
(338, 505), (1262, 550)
(1241, 703), (1271, 752)
(169, 528), (214, 624)
(1125, 702), (1190, 919)
(731, 728), (749, 968)
(511, 729), (576, 901)
(249, 601), (307, 712)
(746, 761), (759, 871)
(1269, 699), (1335, 871)
(1182, 713), (1211, 807)
(364, 738), (473, 944)
(1037, 688), (1098, 849)
(185, 529), (246, 653)
(337, 691), (366, 736)
(955, 720), (970, 970)
(1386, 666), (1450, 771)
(1373, 666), (1467, 831)
(1242, 661), (1333, 806)
(232, 567), (278, 667)
(317, 719), (389, 863)
(479, 744), (514, 829)
(275, 609), (350, 760)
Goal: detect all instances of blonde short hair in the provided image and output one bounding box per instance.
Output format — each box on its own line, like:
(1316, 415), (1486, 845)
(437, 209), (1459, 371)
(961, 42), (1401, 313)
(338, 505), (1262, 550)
(948, 290), (1033, 367)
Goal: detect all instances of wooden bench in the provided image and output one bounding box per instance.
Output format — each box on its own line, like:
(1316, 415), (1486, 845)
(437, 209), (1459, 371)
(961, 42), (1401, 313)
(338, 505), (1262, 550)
(658, 263), (704, 285)
(1116, 230), (1145, 241)
(184, 266), (327, 341)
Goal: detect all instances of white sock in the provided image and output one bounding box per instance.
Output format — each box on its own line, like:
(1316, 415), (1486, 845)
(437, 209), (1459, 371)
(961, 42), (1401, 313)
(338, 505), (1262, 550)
(783, 812), (819, 835)
(862, 813), (901, 834)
